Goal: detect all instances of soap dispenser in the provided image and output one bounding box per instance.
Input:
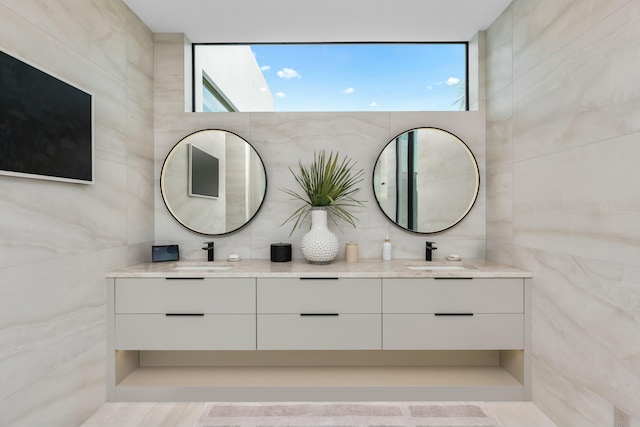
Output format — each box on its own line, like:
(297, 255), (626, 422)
(382, 237), (392, 261)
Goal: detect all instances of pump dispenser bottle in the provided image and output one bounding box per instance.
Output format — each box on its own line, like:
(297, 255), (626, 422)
(382, 237), (392, 261)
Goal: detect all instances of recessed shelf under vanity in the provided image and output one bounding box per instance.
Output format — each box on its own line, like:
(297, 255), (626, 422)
(106, 259), (532, 402)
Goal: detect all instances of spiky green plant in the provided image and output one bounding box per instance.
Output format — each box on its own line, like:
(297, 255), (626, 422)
(281, 150), (366, 235)
(451, 79), (467, 111)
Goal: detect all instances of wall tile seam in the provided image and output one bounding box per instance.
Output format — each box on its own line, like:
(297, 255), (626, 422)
(2, 254), (90, 273)
(484, 42), (513, 98)
(125, 53), (154, 77)
(123, 4), (154, 46)
(485, 98), (513, 127)
(0, 340), (107, 424)
(94, 150), (151, 169)
(486, 82), (513, 101)
(0, 301), (106, 330)
(516, 243), (640, 272)
(510, 238), (640, 278)
(0, 324), (106, 403)
(152, 101), (187, 113)
(484, 1), (513, 97)
(511, 0), (634, 82)
(0, 240), (136, 271)
(531, 298), (639, 400)
(0, 4), (135, 86)
(512, 0), (578, 72)
(509, 128), (640, 165)
(485, 156), (513, 170)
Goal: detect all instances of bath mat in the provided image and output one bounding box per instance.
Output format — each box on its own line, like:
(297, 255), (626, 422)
(193, 401), (499, 427)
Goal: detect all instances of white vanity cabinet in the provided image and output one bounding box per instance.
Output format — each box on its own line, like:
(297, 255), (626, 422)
(383, 278), (524, 350)
(106, 260), (531, 402)
(256, 277), (381, 350)
(113, 277), (256, 350)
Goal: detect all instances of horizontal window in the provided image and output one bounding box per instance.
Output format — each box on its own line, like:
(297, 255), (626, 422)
(193, 43), (467, 112)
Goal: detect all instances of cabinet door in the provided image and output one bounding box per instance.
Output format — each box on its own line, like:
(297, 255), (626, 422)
(115, 278), (255, 314)
(383, 278), (523, 314)
(257, 278), (380, 313)
(383, 313), (524, 350)
(115, 314), (256, 350)
(257, 314), (381, 350)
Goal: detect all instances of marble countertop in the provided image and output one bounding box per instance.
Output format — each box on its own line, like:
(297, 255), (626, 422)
(107, 258), (532, 279)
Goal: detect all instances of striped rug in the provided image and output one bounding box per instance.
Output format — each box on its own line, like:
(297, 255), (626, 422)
(194, 402), (499, 427)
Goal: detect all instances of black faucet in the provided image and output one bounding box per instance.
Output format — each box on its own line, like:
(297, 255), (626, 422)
(425, 241), (437, 261)
(202, 241), (214, 261)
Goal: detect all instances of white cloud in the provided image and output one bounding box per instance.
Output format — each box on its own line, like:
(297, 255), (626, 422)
(369, 101), (378, 108)
(343, 87), (355, 95)
(445, 77), (461, 86)
(275, 92), (286, 98)
(260, 65), (271, 71)
(426, 85), (433, 91)
(277, 68), (301, 79)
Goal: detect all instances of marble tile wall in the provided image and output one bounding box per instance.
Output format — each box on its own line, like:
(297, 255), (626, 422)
(0, 1), (154, 426)
(485, 0), (640, 426)
(153, 35), (487, 263)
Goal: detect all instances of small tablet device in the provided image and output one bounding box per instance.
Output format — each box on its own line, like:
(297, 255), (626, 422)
(152, 244), (179, 262)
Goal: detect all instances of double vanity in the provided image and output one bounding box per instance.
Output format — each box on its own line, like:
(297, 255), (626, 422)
(106, 259), (532, 402)
(129, 119), (528, 402)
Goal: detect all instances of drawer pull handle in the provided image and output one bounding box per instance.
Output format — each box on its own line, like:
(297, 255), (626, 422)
(300, 313), (339, 316)
(434, 277), (473, 280)
(165, 277), (205, 280)
(165, 313), (205, 316)
(434, 313), (474, 316)
(300, 277), (339, 280)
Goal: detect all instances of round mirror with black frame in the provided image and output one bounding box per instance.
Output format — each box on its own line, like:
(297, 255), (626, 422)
(160, 129), (267, 235)
(373, 127), (479, 234)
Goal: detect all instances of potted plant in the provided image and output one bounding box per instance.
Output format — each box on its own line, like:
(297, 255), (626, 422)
(281, 150), (365, 263)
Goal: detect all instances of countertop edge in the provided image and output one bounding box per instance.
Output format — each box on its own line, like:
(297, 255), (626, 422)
(106, 259), (533, 279)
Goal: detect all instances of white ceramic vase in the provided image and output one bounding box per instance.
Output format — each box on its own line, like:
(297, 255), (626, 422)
(300, 207), (339, 264)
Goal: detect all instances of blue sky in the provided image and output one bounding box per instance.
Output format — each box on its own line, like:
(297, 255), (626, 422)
(251, 43), (466, 112)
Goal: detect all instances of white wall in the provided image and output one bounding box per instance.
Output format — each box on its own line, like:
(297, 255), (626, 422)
(154, 34), (487, 263)
(194, 45), (274, 111)
(485, 0), (640, 425)
(0, 1), (154, 426)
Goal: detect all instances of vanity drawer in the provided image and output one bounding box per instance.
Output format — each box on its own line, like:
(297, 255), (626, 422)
(383, 278), (523, 314)
(114, 314), (256, 350)
(257, 314), (381, 350)
(114, 277), (255, 314)
(383, 313), (524, 350)
(257, 278), (380, 313)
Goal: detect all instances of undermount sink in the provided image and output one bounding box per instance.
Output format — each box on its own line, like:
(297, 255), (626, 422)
(406, 264), (471, 271)
(170, 263), (233, 272)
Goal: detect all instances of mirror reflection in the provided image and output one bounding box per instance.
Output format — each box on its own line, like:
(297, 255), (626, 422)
(373, 127), (479, 234)
(160, 129), (267, 235)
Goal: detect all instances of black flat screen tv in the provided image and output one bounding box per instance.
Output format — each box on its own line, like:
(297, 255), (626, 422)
(0, 49), (93, 184)
(189, 144), (219, 199)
